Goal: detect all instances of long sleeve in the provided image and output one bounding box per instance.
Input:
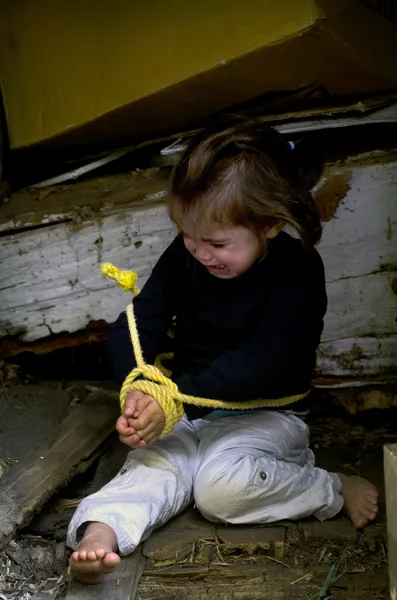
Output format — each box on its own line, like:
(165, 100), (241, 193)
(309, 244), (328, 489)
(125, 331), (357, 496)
(108, 237), (183, 383)
(175, 261), (326, 405)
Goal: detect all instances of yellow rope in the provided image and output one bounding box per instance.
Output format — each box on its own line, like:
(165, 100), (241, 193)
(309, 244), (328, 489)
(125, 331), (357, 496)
(102, 262), (140, 295)
(102, 263), (310, 437)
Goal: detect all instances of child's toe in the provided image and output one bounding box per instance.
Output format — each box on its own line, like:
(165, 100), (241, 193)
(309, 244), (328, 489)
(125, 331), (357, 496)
(103, 552), (121, 569)
(365, 492), (379, 505)
(362, 500), (379, 514)
(354, 515), (368, 528)
(359, 505), (376, 520)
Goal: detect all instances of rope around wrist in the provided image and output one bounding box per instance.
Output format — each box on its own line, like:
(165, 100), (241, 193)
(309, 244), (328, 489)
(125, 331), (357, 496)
(102, 262), (310, 438)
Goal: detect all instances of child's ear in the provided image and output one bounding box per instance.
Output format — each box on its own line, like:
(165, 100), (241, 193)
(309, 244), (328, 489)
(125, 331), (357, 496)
(265, 221), (284, 239)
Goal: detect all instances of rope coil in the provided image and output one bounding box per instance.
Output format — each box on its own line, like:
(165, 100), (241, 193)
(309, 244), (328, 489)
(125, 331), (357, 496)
(102, 263), (309, 437)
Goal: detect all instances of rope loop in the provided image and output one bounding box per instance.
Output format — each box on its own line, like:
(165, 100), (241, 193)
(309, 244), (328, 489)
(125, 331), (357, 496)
(101, 262), (310, 439)
(119, 364), (184, 436)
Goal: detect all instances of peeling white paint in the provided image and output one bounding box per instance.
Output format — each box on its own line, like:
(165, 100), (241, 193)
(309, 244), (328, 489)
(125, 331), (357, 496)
(318, 159), (397, 281)
(0, 204), (174, 341)
(0, 154), (396, 377)
(317, 335), (397, 377)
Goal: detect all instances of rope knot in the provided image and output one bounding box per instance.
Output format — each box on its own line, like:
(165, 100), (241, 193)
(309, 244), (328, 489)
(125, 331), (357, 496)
(100, 262), (311, 438)
(101, 263), (140, 294)
(120, 366), (184, 437)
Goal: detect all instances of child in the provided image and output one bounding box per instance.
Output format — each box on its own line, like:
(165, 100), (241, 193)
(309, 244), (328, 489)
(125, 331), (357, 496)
(67, 118), (378, 583)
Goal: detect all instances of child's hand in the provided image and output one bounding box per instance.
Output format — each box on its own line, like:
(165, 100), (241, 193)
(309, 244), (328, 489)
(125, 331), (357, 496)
(127, 394), (165, 448)
(116, 391), (145, 447)
(116, 390), (165, 448)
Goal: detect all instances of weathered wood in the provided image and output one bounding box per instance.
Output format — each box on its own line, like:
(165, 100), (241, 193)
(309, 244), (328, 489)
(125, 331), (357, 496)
(0, 391), (119, 549)
(317, 335), (397, 378)
(0, 325), (109, 357)
(324, 272), (396, 340)
(384, 444), (397, 600)
(0, 202), (174, 341)
(329, 384), (397, 415)
(0, 383), (73, 466)
(0, 151), (396, 377)
(28, 433), (128, 540)
(65, 549), (145, 600)
(0, 169), (168, 233)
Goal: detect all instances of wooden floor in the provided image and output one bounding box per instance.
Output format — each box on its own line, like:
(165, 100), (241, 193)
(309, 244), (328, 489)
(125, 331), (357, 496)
(0, 382), (119, 548)
(0, 380), (393, 599)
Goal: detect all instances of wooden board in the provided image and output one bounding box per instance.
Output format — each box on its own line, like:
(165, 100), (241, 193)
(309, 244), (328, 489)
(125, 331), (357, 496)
(65, 550), (145, 600)
(384, 444), (397, 600)
(0, 169), (168, 233)
(317, 335), (397, 378)
(0, 151), (396, 377)
(0, 391), (119, 549)
(0, 202), (174, 341)
(27, 433), (129, 541)
(0, 383), (73, 466)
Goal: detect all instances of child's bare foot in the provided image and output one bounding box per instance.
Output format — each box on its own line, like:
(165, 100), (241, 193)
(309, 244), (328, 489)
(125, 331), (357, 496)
(69, 522), (120, 584)
(338, 473), (379, 529)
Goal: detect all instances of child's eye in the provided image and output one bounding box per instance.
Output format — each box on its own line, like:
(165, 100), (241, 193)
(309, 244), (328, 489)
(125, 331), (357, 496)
(211, 243), (226, 248)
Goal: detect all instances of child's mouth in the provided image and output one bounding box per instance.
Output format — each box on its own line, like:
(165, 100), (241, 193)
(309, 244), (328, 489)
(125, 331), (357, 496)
(206, 264), (227, 272)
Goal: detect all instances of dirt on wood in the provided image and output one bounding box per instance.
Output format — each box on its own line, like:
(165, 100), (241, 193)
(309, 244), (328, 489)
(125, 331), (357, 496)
(0, 378), (395, 599)
(0, 537), (68, 599)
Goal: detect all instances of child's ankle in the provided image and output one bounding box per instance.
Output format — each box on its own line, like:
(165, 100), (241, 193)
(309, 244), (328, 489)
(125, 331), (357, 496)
(84, 522), (117, 541)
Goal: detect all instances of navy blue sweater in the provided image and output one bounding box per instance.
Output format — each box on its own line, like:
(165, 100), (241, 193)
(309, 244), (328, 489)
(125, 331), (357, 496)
(108, 232), (327, 419)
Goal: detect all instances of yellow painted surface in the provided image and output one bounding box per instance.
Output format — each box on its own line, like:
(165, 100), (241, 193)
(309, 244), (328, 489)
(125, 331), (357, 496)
(0, 0), (317, 148)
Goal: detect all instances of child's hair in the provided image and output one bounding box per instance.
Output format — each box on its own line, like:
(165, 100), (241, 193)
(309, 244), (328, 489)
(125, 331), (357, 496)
(168, 116), (323, 247)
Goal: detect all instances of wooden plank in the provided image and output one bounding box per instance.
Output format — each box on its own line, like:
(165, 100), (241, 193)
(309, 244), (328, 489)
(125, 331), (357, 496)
(384, 444), (397, 600)
(0, 391), (119, 549)
(0, 383), (73, 467)
(316, 155), (397, 281)
(317, 335), (397, 378)
(27, 433), (128, 540)
(0, 202), (174, 342)
(65, 550), (145, 600)
(0, 170), (168, 233)
(324, 272), (397, 341)
(0, 151), (396, 377)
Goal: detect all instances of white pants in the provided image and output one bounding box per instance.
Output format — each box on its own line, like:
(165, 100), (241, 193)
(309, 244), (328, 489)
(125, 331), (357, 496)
(67, 411), (343, 555)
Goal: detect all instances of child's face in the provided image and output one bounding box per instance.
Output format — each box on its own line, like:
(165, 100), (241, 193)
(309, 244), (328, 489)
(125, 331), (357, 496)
(183, 226), (270, 279)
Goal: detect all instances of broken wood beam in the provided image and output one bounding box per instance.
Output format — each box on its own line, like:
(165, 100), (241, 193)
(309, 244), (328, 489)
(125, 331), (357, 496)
(0, 323), (109, 358)
(0, 169), (169, 234)
(0, 390), (119, 549)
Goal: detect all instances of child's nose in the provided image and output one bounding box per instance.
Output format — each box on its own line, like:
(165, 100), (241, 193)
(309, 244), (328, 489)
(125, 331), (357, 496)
(195, 245), (212, 262)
